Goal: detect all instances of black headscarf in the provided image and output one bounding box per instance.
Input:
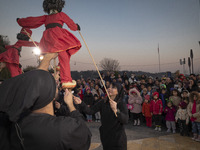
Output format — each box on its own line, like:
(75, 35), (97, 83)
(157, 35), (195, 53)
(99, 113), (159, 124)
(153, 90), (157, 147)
(0, 70), (56, 122)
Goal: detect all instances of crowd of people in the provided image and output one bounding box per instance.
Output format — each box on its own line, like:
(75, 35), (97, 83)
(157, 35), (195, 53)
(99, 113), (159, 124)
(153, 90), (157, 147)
(54, 71), (200, 143)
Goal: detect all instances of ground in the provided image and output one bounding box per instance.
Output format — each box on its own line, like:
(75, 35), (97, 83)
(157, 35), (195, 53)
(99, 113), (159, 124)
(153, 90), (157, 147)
(86, 122), (200, 150)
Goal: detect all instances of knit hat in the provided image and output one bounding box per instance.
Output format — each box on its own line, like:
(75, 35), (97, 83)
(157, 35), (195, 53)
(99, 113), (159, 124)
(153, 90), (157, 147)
(153, 92), (159, 98)
(86, 87), (90, 91)
(179, 101), (187, 109)
(20, 28), (32, 37)
(182, 90), (189, 94)
(160, 84), (166, 89)
(144, 95), (150, 101)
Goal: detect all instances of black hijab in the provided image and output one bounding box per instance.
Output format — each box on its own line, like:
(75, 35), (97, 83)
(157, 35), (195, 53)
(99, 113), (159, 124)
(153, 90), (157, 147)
(0, 69), (56, 122)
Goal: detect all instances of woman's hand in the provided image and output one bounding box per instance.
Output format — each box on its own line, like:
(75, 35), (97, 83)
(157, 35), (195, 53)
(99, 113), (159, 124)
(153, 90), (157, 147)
(73, 96), (82, 104)
(109, 99), (117, 114)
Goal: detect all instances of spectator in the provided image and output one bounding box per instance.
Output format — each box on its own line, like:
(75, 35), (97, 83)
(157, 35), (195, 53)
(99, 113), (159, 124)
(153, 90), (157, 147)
(169, 89), (181, 108)
(93, 94), (101, 122)
(91, 84), (104, 98)
(128, 88), (143, 126)
(164, 101), (176, 133)
(150, 92), (163, 131)
(181, 90), (190, 104)
(187, 79), (198, 92)
(175, 102), (189, 136)
(83, 87), (94, 122)
(187, 91), (200, 142)
(142, 95), (152, 127)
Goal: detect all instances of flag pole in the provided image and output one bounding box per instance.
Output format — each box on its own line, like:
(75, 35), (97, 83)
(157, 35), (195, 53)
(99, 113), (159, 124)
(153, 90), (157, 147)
(158, 43), (161, 73)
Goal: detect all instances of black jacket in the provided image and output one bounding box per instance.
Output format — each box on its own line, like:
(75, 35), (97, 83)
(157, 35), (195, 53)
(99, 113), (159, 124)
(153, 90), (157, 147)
(80, 99), (129, 150)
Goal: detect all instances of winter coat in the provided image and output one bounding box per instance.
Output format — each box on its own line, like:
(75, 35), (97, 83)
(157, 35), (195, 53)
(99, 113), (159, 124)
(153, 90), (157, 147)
(83, 93), (94, 106)
(187, 100), (200, 122)
(150, 99), (163, 115)
(164, 106), (176, 121)
(128, 88), (142, 114)
(80, 98), (128, 150)
(169, 96), (181, 107)
(175, 108), (189, 124)
(142, 102), (151, 117)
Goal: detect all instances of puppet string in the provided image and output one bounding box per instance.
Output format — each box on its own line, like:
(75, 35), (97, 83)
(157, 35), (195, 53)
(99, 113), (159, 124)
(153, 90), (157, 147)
(78, 31), (117, 117)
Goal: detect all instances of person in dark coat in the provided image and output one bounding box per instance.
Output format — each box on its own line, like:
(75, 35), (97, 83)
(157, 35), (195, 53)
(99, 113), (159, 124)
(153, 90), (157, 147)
(0, 53), (91, 150)
(83, 87), (95, 122)
(74, 82), (129, 150)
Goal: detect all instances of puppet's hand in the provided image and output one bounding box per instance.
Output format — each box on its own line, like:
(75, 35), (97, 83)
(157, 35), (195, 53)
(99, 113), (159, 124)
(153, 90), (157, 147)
(76, 24), (81, 31)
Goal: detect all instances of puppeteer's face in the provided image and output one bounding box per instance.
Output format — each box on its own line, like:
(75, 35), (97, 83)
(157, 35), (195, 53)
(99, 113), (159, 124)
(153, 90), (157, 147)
(108, 84), (118, 97)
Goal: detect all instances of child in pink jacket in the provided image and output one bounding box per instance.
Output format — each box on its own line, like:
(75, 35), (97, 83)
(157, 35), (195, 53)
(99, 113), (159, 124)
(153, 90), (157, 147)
(128, 88), (143, 126)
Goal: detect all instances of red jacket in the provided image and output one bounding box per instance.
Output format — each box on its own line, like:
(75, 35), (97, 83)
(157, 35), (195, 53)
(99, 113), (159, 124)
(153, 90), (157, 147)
(17, 12), (81, 54)
(0, 40), (37, 64)
(142, 102), (151, 117)
(150, 99), (163, 115)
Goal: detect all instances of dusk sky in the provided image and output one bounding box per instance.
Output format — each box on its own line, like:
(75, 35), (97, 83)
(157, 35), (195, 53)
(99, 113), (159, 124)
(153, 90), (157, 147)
(0, 0), (200, 74)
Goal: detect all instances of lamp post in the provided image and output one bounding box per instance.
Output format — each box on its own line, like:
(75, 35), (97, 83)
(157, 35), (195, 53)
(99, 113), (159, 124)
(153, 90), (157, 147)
(188, 57), (191, 75)
(180, 59), (183, 73)
(182, 58), (185, 75)
(33, 47), (41, 64)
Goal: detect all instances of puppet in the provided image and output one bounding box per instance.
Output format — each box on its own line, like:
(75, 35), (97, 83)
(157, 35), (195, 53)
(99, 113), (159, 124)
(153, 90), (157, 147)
(17, 0), (81, 89)
(0, 28), (38, 77)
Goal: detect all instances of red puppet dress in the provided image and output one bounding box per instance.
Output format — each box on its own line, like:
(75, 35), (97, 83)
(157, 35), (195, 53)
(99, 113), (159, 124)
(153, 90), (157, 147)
(0, 29), (38, 77)
(17, 12), (81, 87)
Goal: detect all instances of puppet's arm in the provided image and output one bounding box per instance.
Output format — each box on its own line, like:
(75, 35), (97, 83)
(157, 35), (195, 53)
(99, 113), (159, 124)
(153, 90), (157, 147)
(17, 15), (46, 29)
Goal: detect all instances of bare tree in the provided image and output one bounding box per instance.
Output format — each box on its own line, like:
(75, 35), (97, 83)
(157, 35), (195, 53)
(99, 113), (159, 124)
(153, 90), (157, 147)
(100, 58), (120, 71)
(0, 35), (10, 45)
(0, 35), (10, 53)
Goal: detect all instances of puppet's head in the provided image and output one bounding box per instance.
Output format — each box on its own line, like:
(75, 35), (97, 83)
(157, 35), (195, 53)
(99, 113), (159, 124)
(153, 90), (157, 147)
(17, 28), (32, 41)
(43, 0), (65, 14)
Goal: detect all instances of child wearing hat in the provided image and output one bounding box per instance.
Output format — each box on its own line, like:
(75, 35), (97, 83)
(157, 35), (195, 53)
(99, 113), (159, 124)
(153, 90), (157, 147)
(150, 92), (163, 131)
(181, 90), (190, 104)
(142, 95), (152, 127)
(164, 101), (176, 133)
(175, 101), (189, 136)
(128, 88), (143, 126)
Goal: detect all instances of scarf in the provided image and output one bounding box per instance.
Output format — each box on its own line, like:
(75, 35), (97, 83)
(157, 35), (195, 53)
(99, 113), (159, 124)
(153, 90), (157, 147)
(191, 100), (197, 122)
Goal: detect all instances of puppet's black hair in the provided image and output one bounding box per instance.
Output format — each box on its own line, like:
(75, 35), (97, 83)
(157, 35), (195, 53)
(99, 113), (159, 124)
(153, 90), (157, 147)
(17, 33), (30, 41)
(43, 0), (65, 14)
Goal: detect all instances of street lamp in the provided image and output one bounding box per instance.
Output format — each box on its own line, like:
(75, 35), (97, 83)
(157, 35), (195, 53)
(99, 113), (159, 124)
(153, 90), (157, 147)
(33, 47), (41, 56)
(33, 47), (41, 64)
